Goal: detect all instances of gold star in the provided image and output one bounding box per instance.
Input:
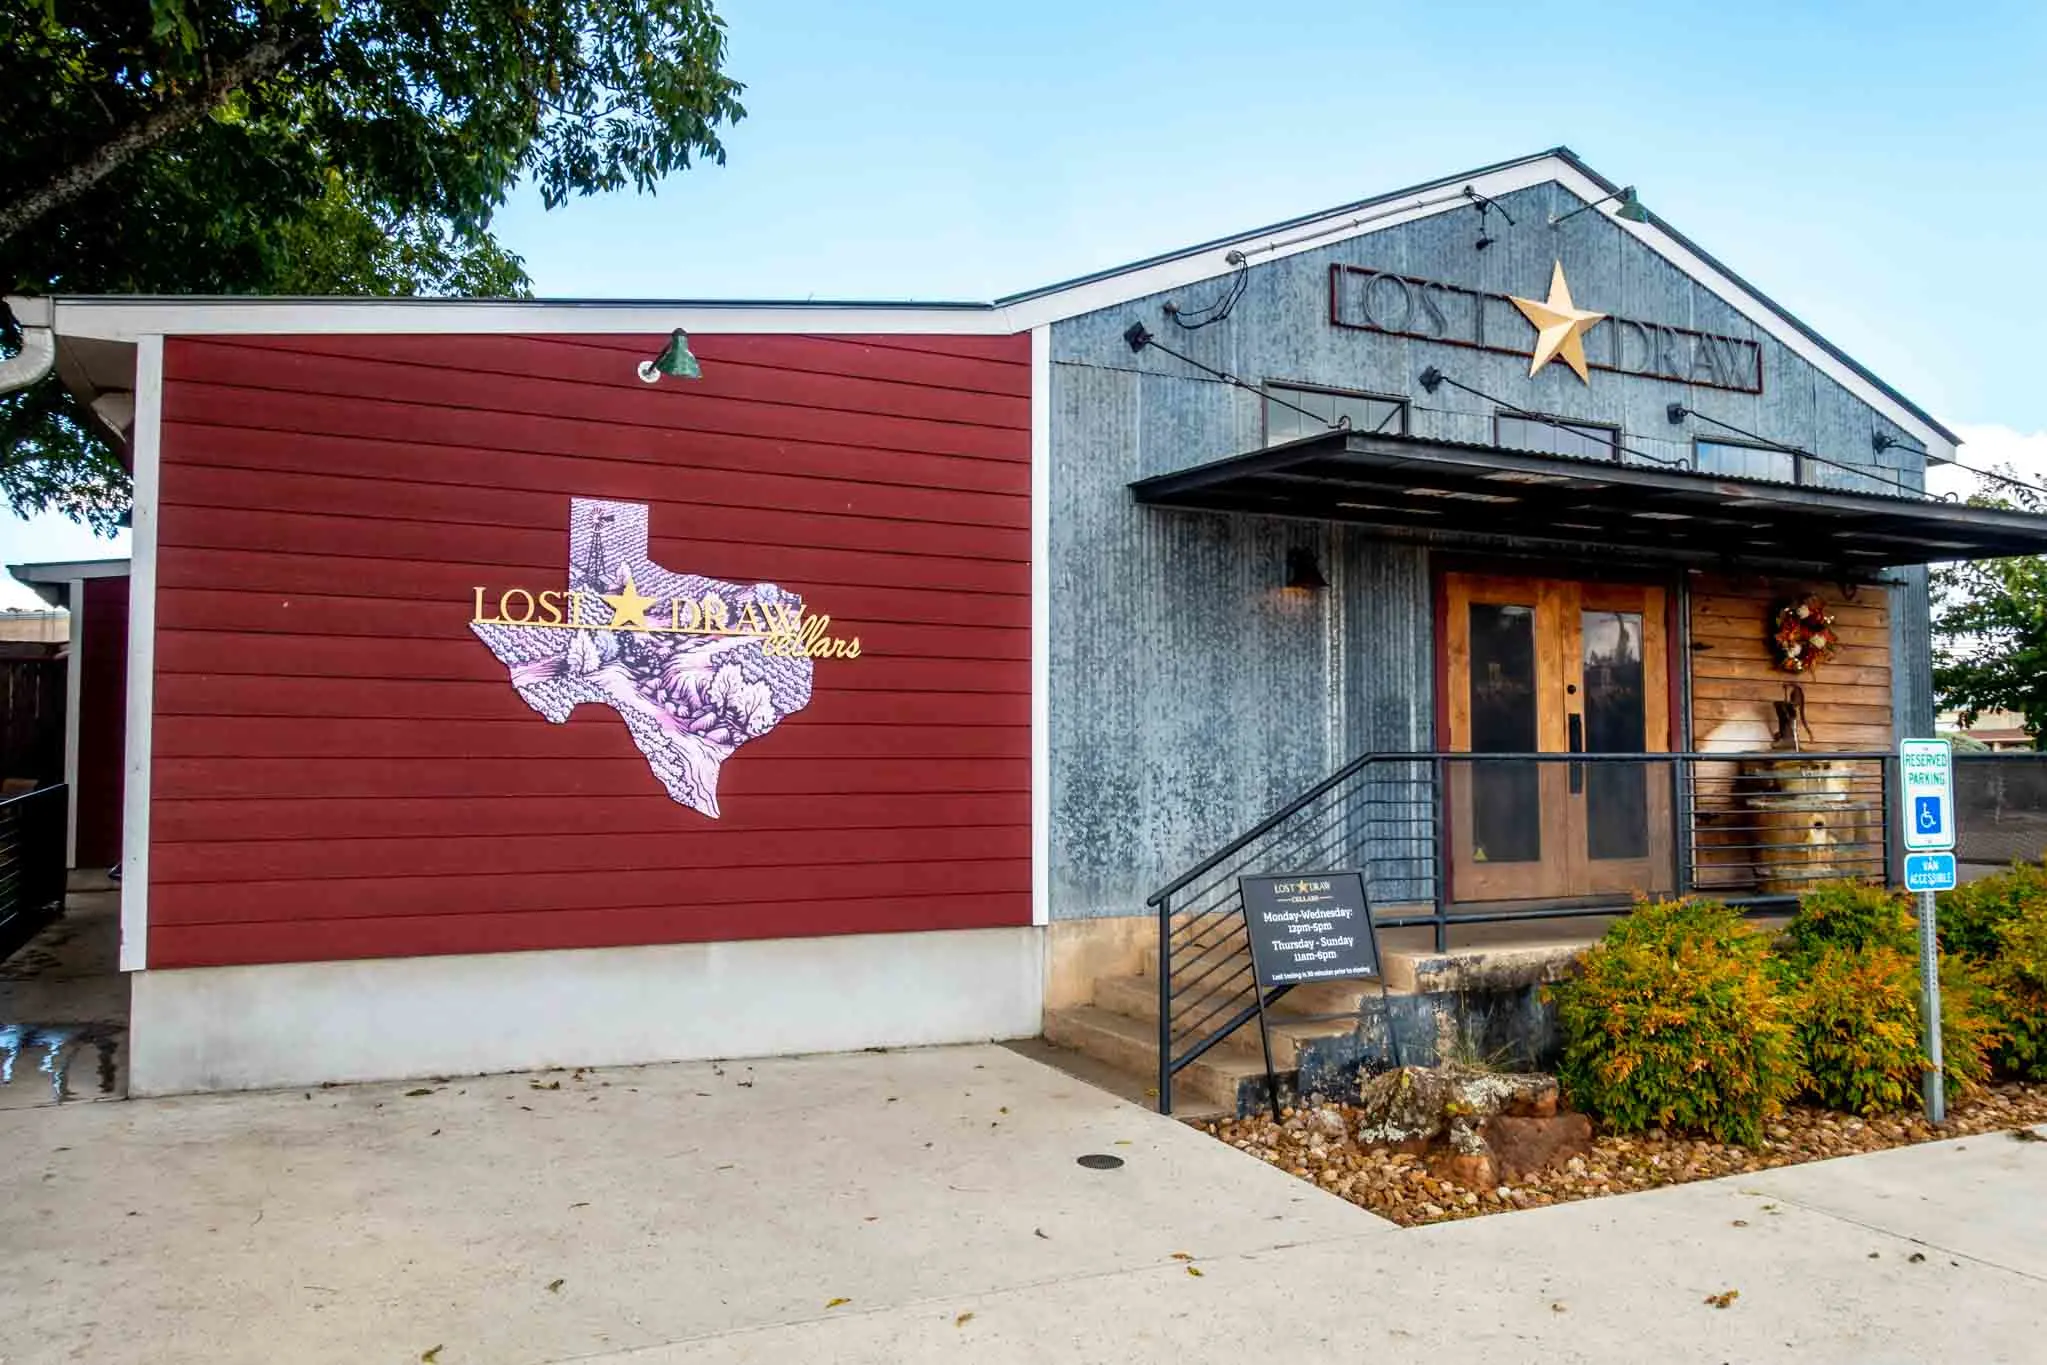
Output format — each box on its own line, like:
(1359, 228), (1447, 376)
(1509, 261), (1607, 383)
(602, 572), (657, 631)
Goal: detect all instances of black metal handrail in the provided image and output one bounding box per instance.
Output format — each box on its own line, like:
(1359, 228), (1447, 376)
(1148, 750), (1898, 1113)
(0, 784), (68, 964)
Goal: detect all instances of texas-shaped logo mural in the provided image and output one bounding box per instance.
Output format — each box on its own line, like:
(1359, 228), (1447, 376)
(469, 499), (860, 819)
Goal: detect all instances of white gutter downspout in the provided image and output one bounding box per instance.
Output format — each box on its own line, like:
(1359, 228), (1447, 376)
(1, 296), (57, 394)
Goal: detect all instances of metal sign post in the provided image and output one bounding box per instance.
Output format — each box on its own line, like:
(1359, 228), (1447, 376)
(1899, 738), (1957, 1124)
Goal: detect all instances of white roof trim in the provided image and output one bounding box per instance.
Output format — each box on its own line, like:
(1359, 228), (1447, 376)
(33, 152), (1952, 453)
(9, 557), (132, 585)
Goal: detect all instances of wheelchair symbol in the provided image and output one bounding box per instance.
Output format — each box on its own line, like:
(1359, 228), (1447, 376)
(1914, 795), (1944, 834)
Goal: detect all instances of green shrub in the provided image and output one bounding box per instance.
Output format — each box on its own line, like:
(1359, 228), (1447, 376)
(1938, 956), (2004, 1098)
(1552, 899), (1801, 1146)
(1788, 882), (1916, 957)
(1937, 860), (2047, 960)
(1787, 944), (1998, 1113)
(1984, 908), (2047, 1080)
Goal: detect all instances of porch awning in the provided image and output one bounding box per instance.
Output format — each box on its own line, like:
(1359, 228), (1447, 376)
(1128, 430), (2047, 571)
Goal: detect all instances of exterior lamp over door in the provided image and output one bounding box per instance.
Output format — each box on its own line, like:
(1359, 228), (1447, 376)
(637, 329), (702, 383)
(1284, 548), (1328, 594)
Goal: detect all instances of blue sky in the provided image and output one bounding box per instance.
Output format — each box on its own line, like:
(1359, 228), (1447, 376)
(7, 0), (2046, 606)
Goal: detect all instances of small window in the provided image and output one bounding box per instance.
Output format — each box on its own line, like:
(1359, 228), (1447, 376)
(1263, 382), (1407, 446)
(1494, 412), (1620, 461)
(1696, 439), (1797, 483)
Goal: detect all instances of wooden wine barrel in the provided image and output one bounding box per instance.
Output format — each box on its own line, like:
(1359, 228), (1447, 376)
(1747, 791), (1855, 894)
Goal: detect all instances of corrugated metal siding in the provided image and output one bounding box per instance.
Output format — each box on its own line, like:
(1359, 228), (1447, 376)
(1892, 566), (1935, 739)
(1046, 175), (1935, 921)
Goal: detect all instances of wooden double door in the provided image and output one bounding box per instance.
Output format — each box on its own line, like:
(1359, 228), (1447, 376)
(1443, 573), (1674, 904)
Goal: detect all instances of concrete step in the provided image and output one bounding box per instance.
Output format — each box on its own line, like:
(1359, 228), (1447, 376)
(1042, 1005), (1268, 1112)
(1089, 974), (1378, 1067)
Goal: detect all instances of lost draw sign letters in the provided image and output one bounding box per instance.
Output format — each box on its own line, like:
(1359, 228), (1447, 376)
(1239, 872), (1381, 986)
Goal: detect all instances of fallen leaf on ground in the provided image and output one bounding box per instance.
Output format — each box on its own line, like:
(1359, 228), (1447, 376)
(1034, 1229), (1050, 1240)
(1731, 1219), (1748, 1227)
(2013, 1128), (2046, 1142)
(826, 1297), (851, 1309)
(404, 1088), (434, 1097)
(955, 1312), (975, 1327)
(421, 1348), (443, 1363)
(1909, 1253), (1926, 1263)
(1704, 1290), (1739, 1309)
(1169, 1252), (1194, 1262)
(1114, 1140), (1132, 1146)
(546, 1279), (564, 1293)
(1185, 1266), (1204, 1278)
(1550, 1302), (1567, 1313)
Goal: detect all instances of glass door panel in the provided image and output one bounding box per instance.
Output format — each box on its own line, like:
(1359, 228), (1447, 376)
(1468, 603), (1541, 864)
(1444, 576), (1571, 902)
(1581, 608), (1648, 862)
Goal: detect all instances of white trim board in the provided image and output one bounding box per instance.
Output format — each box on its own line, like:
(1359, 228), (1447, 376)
(119, 334), (162, 971)
(1029, 325), (1052, 930)
(127, 926), (1045, 1095)
(34, 151), (1951, 453)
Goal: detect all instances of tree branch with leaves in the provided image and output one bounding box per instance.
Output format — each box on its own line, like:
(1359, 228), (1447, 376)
(1933, 469), (2047, 739)
(2, 0), (745, 530)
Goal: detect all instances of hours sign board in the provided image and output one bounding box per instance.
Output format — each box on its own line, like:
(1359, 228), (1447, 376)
(1900, 738), (1955, 852)
(1238, 872), (1381, 986)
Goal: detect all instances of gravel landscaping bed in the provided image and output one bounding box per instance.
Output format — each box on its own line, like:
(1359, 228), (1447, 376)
(1200, 1082), (2047, 1227)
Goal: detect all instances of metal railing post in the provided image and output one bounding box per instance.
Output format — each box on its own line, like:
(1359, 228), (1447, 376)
(1431, 754), (1449, 953)
(1881, 756), (1899, 887)
(1674, 754), (1695, 895)
(1156, 890), (1172, 1115)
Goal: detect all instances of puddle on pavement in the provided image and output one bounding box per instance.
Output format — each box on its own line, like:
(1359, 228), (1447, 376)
(0, 1022), (126, 1103)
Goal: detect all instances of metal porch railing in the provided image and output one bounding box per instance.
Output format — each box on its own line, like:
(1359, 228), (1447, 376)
(0, 784), (68, 964)
(1144, 751), (1899, 1114)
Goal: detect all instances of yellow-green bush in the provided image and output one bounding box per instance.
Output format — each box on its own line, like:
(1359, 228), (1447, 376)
(1552, 899), (1801, 1146)
(1931, 862), (2047, 1081)
(1983, 908), (2047, 1079)
(1937, 859), (2047, 960)
(1787, 944), (1998, 1113)
(1785, 881), (1916, 957)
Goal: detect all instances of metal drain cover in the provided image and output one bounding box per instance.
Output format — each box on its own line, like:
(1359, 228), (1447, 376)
(1075, 1153), (1125, 1170)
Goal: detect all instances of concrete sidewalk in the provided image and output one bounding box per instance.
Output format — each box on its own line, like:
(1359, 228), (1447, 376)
(0, 1044), (2042, 1364)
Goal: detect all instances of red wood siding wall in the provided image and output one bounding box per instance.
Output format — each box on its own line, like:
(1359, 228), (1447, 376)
(77, 575), (128, 869)
(150, 331), (1032, 968)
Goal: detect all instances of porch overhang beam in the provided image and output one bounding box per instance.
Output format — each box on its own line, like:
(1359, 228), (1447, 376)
(1129, 431), (2047, 570)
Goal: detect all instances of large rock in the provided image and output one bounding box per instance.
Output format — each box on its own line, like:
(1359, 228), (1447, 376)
(1356, 1066), (1584, 1187)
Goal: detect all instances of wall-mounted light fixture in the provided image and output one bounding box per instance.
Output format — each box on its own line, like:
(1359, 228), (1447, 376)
(1464, 185), (1515, 251)
(638, 329), (702, 383)
(1284, 548), (1328, 594)
(1550, 186), (1649, 227)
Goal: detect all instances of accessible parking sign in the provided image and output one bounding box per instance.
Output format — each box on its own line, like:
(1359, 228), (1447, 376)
(1900, 738), (1955, 852)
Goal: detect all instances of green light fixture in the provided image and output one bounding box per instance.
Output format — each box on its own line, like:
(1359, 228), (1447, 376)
(637, 328), (701, 383)
(1549, 186), (1650, 227)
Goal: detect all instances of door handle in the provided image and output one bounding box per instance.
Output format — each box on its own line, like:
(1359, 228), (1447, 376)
(1568, 713), (1584, 794)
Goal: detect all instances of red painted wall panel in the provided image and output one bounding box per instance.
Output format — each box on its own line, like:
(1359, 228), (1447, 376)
(151, 330), (1032, 968)
(76, 575), (128, 870)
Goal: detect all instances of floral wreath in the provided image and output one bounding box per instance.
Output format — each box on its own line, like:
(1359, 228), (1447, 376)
(1772, 595), (1838, 674)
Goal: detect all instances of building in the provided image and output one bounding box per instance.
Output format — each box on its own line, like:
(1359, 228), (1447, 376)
(13, 147), (2047, 1098)
(1938, 708), (2033, 751)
